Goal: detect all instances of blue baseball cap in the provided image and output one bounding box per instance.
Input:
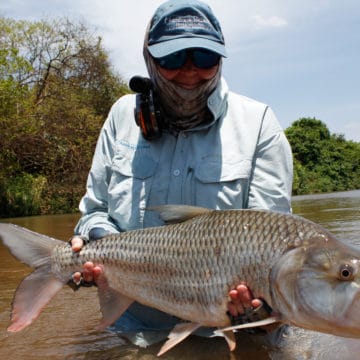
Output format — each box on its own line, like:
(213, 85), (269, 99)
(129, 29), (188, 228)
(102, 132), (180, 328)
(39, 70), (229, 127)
(147, 0), (227, 58)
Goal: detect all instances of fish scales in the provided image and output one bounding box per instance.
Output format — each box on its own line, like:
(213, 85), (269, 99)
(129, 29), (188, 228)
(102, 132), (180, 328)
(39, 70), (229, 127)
(3, 205), (360, 355)
(50, 209), (325, 326)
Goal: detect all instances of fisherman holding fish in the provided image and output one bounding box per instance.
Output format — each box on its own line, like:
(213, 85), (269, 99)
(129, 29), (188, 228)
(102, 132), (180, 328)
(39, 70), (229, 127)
(5, 0), (360, 356)
(70, 0), (293, 347)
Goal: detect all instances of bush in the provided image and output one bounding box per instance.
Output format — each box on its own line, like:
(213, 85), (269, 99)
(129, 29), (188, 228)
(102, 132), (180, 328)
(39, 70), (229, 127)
(0, 173), (47, 217)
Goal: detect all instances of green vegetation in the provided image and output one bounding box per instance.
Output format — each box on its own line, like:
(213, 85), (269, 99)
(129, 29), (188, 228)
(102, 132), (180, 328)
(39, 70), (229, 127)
(0, 17), (129, 217)
(1, 17), (359, 217)
(286, 118), (360, 195)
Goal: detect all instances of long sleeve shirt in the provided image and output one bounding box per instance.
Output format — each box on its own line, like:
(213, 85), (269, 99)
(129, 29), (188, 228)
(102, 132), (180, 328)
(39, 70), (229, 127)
(75, 78), (293, 236)
(73, 77), (293, 341)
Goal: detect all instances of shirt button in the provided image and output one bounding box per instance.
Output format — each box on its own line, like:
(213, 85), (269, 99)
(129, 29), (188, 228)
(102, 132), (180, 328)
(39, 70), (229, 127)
(173, 169), (180, 176)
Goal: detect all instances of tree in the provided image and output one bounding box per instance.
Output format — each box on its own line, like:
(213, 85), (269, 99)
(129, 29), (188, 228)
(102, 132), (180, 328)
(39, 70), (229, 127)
(0, 16), (130, 216)
(285, 118), (360, 194)
(285, 118), (330, 168)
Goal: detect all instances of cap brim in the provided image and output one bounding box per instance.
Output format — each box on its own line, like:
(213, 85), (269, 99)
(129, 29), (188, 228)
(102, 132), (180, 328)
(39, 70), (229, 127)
(148, 37), (227, 58)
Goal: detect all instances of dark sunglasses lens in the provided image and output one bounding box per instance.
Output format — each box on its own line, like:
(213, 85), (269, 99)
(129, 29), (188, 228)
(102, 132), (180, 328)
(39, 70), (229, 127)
(192, 50), (220, 69)
(156, 51), (187, 70)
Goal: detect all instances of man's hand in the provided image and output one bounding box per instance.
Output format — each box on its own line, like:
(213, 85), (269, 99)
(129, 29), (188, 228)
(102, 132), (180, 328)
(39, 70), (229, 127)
(71, 236), (101, 285)
(227, 284), (276, 331)
(71, 235), (84, 252)
(228, 284), (263, 317)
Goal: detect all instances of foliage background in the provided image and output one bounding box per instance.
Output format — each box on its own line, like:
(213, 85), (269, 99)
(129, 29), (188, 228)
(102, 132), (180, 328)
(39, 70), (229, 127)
(0, 17), (129, 217)
(1, 17), (359, 217)
(286, 118), (360, 195)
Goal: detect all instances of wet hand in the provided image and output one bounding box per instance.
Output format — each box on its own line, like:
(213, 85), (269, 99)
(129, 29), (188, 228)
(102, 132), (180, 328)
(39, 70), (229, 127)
(70, 236), (103, 285)
(227, 284), (262, 317)
(71, 235), (84, 252)
(227, 284), (277, 332)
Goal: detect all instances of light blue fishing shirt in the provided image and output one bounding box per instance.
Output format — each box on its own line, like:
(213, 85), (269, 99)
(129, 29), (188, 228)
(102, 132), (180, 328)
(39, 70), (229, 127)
(74, 78), (293, 345)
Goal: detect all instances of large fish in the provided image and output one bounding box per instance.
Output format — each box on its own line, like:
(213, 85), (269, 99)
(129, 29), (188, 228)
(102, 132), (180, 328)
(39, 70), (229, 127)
(1, 205), (360, 356)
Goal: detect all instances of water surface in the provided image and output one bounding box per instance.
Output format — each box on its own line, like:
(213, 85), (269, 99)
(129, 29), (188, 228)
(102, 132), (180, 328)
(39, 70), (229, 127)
(1, 190), (360, 359)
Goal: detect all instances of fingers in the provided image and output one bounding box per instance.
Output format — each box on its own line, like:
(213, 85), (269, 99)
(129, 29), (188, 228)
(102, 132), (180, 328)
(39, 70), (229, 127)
(71, 236), (84, 252)
(69, 236), (104, 286)
(71, 262), (104, 286)
(93, 265), (107, 286)
(83, 261), (95, 283)
(236, 284), (253, 308)
(228, 288), (242, 316)
(228, 284), (262, 316)
(72, 271), (82, 285)
(71, 261), (94, 284)
(227, 301), (238, 317)
(251, 298), (262, 309)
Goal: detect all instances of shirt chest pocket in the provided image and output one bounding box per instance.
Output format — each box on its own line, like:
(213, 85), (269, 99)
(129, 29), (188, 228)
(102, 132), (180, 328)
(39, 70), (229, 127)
(193, 156), (252, 209)
(111, 154), (157, 179)
(109, 154), (157, 227)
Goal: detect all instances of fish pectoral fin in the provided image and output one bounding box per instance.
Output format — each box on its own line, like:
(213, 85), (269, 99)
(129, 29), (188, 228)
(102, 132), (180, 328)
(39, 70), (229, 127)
(96, 277), (133, 330)
(223, 330), (236, 351)
(8, 267), (64, 332)
(213, 316), (281, 335)
(157, 322), (201, 356)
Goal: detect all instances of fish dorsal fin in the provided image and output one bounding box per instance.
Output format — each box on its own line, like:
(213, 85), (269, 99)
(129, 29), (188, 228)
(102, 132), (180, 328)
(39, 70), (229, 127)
(96, 274), (133, 330)
(213, 316), (281, 335)
(157, 322), (201, 356)
(149, 205), (211, 224)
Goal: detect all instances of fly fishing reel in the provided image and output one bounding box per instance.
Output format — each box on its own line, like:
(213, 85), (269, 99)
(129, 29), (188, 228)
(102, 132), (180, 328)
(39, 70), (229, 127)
(129, 76), (163, 141)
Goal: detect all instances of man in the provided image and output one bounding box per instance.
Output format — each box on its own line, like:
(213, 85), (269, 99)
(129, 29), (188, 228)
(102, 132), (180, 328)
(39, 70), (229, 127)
(71, 0), (293, 347)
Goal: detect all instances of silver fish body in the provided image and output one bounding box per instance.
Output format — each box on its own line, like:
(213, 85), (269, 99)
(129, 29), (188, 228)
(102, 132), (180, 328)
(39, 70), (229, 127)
(2, 206), (360, 353)
(52, 209), (320, 326)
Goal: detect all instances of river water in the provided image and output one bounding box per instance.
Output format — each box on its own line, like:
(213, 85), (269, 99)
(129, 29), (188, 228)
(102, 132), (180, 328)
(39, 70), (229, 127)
(0, 190), (359, 360)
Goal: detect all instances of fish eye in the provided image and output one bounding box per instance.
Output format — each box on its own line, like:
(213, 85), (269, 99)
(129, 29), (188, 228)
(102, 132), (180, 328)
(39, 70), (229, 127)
(339, 265), (354, 281)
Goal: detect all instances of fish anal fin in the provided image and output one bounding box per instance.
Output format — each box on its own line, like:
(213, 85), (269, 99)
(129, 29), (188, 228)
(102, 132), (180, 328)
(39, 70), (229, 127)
(96, 273), (133, 330)
(8, 267), (64, 332)
(223, 330), (236, 351)
(148, 205), (211, 224)
(157, 322), (201, 356)
(213, 316), (281, 335)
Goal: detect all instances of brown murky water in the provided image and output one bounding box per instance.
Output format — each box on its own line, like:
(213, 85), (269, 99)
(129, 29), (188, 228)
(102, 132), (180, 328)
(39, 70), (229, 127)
(1, 190), (360, 359)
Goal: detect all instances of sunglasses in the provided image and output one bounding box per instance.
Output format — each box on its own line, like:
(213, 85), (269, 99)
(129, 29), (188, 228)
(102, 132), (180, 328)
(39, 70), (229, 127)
(155, 49), (221, 70)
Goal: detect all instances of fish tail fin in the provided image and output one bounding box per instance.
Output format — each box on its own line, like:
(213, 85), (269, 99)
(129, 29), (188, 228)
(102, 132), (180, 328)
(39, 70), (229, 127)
(0, 223), (63, 268)
(0, 223), (66, 331)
